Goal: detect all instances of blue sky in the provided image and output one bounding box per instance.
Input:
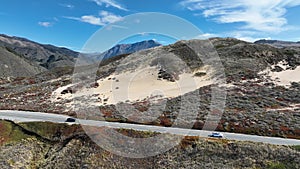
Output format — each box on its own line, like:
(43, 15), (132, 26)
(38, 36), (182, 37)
(1, 0), (300, 52)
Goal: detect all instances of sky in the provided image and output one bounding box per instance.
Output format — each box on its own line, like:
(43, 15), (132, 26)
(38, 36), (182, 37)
(1, 0), (300, 52)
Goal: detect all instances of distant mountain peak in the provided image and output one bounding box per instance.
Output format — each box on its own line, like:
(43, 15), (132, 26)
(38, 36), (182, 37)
(116, 39), (161, 47)
(99, 40), (162, 60)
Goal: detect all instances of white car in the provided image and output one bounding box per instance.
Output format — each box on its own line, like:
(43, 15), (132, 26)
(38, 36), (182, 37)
(208, 132), (224, 138)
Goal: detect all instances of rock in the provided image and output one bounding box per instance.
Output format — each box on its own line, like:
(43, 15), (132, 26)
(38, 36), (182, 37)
(271, 65), (284, 72)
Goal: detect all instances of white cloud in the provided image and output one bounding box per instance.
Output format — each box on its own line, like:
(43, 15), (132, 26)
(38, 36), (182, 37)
(82, 15), (102, 25)
(105, 24), (128, 30)
(194, 30), (273, 42)
(195, 33), (218, 39)
(59, 3), (74, 9)
(38, 22), (52, 27)
(99, 10), (123, 23)
(226, 31), (272, 42)
(91, 0), (128, 11)
(139, 32), (149, 36)
(180, 0), (300, 33)
(64, 15), (102, 25)
(64, 10), (122, 26)
(134, 19), (141, 23)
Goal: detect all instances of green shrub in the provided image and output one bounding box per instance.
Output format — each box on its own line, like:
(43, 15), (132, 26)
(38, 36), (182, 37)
(266, 162), (287, 169)
(292, 145), (300, 152)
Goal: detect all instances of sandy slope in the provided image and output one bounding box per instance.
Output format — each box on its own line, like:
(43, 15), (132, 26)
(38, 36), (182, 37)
(51, 67), (212, 106)
(259, 61), (300, 86)
(270, 66), (300, 86)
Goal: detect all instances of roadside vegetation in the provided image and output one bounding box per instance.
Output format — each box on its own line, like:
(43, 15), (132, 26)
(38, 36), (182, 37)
(0, 120), (299, 168)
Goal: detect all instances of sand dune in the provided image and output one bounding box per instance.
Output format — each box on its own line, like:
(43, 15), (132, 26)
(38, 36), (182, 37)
(270, 66), (300, 86)
(259, 61), (300, 86)
(51, 67), (213, 106)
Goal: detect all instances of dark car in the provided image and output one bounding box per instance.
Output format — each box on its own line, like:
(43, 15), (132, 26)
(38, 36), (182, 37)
(65, 117), (76, 123)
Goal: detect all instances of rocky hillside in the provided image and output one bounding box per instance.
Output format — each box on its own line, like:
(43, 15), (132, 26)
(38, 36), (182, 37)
(1, 38), (300, 138)
(1, 37), (300, 168)
(0, 34), (78, 70)
(0, 46), (46, 77)
(0, 120), (299, 169)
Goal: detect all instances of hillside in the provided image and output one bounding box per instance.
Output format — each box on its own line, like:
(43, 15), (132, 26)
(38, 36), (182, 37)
(1, 38), (299, 140)
(0, 46), (46, 77)
(1, 37), (300, 168)
(255, 39), (300, 48)
(0, 120), (299, 168)
(0, 34), (78, 70)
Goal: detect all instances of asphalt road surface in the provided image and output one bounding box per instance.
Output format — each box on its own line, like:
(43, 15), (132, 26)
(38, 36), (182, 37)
(1, 110), (300, 145)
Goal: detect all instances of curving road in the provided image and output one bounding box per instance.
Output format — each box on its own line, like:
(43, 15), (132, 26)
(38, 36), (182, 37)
(1, 110), (300, 146)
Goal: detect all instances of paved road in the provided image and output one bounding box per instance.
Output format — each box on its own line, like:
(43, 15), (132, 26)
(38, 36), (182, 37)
(1, 110), (300, 145)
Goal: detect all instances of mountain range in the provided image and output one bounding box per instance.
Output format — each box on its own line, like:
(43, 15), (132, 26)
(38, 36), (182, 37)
(0, 34), (162, 77)
(255, 39), (300, 48)
(0, 34), (78, 70)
